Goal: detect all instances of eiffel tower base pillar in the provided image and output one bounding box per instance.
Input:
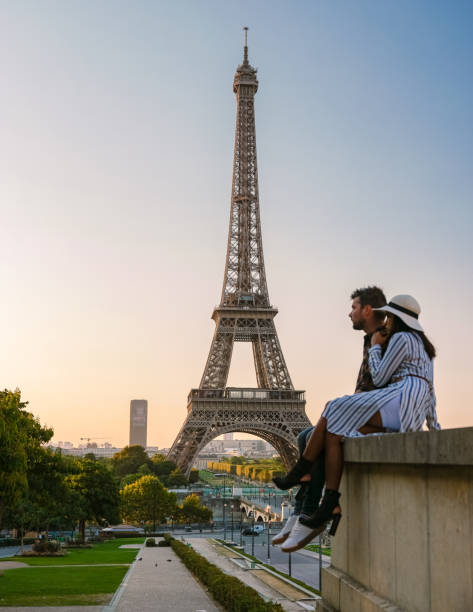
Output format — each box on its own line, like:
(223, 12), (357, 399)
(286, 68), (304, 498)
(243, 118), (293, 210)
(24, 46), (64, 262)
(168, 388), (312, 475)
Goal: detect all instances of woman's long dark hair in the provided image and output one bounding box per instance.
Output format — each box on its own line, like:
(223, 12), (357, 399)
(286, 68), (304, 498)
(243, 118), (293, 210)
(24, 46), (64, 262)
(388, 315), (436, 359)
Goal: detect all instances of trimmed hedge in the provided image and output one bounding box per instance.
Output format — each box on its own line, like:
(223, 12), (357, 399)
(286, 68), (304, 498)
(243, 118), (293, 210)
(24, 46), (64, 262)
(167, 535), (283, 612)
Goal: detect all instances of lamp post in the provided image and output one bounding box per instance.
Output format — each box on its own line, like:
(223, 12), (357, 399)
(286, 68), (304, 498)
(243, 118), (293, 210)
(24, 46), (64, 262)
(251, 513), (255, 557)
(223, 473), (226, 539)
(223, 503), (227, 541)
(240, 509), (244, 547)
(230, 504), (234, 542)
(318, 533), (323, 589)
(288, 551), (292, 576)
(266, 520), (271, 563)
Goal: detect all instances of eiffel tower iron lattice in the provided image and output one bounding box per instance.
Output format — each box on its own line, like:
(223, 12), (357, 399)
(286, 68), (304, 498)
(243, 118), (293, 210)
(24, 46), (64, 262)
(168, 30), (312, 474)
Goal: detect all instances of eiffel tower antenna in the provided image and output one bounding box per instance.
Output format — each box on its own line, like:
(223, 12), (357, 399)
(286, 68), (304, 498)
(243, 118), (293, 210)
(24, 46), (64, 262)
(243, 26), (248, 63)
(168, 33), (311, 474)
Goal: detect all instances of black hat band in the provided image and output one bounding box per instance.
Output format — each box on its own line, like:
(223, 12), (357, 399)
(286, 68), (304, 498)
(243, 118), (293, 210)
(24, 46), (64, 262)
(388, 301), (419, 319)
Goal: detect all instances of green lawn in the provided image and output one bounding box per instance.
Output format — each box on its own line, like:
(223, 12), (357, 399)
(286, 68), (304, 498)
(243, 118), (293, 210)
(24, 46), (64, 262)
(305, 543), (331, 556)
(0, 565), (128, 606)
(11, 537), (144, 565)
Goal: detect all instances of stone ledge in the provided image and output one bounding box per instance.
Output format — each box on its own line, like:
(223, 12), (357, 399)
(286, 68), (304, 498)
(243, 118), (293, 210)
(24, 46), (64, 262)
(320, 567), (404, 612)
(343, 427), (473, 466)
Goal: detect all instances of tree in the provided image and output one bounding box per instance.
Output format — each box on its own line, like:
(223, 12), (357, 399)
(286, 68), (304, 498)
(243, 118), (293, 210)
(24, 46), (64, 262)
(230, 456), (247, 464)
(150, 454), (188, 487)
(21, 448), (75, 533)
(179, 494), (212, 525)
(189, 469), (199, 484)
(111, 445), (151, 477)
(0, 389), (53, 527)
(166, 469), (188, 488)
(66, 457), (120, 541)
(119, 473), (141, 490)
(150, 454), (176, 478)
(120, 475), (176, 530)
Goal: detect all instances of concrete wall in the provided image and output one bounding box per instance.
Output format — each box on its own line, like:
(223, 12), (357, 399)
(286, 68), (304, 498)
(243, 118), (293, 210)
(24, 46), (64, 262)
(319, 427), (473, 612)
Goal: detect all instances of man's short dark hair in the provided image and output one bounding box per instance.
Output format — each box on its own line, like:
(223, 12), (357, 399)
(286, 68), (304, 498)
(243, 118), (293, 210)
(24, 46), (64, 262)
(351, 286), (386, 309)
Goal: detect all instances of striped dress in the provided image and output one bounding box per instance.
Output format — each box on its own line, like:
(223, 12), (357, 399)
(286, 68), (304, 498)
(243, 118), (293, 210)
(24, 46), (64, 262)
(322, 331), (440, 435)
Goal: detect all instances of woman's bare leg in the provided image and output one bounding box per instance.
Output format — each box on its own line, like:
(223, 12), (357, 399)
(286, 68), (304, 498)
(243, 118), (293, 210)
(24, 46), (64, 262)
(301, 416), (328, 462)
(324, 432), (344, 491)
(358, 411), (385, 435)
(323, 411), (383, 490)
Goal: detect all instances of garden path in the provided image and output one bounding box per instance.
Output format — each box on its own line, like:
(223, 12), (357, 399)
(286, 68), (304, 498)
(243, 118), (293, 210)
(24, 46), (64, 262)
(105, 542), (221, 612)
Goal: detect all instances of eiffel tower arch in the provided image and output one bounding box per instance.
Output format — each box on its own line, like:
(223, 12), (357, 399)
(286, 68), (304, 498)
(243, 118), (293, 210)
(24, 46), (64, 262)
(168, 30), (311, 474)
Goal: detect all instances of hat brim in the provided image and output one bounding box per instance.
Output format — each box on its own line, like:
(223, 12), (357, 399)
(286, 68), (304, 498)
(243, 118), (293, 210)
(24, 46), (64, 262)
(372, 305), (424, 332)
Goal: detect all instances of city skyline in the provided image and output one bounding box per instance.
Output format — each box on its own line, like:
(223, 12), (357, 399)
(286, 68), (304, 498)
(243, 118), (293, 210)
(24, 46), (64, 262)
(2, 1), (472, 448)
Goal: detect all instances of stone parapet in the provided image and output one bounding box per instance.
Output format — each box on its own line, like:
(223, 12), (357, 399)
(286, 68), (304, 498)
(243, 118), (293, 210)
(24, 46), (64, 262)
(319, 427), (473, 612)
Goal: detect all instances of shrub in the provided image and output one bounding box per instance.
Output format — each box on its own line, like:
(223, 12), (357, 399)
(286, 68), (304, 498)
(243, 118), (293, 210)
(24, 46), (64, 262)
(169, 537), (283, 611)
(158, 539), (171, 547)
(32, 539), (61, 553)
(145, 538), (156, 547)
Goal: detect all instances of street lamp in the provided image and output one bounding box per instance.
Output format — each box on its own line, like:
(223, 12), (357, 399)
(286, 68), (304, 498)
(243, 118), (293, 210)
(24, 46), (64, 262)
(251, 513), (255, 557)
(223, 473), (227, 540)
(223, 503), (227, 541)
(266, 519), (271, 563)
(230, 504), (234, 542)
(318, 533), (323, 589)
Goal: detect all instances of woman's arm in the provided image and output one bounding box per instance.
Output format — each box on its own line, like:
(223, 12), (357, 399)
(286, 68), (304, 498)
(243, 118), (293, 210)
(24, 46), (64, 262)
(368, 332), (409, 387)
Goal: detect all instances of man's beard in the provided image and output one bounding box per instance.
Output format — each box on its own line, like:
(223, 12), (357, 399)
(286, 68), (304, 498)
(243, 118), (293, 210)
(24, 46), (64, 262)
(351, 320), (364, 330)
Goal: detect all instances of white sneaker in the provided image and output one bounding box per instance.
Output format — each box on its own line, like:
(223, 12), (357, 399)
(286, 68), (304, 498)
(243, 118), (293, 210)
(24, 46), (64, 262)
(280, 518), (324, 552)
(271, 515), (298, 545)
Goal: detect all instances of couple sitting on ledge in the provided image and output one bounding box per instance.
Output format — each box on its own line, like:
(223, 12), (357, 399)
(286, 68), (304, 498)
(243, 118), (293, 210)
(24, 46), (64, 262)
(272, 286), (441, 552)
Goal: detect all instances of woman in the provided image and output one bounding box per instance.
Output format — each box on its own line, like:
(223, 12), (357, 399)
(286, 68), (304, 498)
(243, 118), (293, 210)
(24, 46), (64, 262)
(275, 294), (440, 552)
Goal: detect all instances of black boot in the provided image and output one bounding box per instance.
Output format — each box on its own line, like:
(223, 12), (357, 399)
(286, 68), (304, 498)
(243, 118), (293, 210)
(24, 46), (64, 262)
(272, 456), (313, 490)
(299, 489), (342, 535)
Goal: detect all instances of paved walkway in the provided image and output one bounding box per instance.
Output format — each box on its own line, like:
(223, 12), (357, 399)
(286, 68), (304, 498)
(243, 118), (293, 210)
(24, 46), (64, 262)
(189, 538), (317, 611)
(105, 543), (221, 612)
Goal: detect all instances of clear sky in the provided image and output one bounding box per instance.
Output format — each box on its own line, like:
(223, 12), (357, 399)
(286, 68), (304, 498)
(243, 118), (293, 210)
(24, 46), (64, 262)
(1, 1), (472, 448)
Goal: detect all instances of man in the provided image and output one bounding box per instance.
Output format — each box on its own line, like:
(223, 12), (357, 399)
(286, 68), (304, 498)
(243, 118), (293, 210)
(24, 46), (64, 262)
(350, 286), (388, 397)
(272, 286), (387, 545)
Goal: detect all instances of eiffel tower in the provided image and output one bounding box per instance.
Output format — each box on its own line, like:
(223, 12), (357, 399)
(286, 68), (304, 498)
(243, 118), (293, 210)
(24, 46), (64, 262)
(168, 30), (311, 473)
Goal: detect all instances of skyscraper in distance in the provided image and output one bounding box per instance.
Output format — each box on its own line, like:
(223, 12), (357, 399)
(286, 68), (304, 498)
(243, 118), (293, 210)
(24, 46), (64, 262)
(129, 399), (148, 447)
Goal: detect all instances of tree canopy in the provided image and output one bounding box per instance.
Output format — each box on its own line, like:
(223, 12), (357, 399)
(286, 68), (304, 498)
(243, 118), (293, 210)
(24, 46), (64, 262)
(111, 445), (151, 477)
(0, 389), (53, 526)
(120, 475), (176, 530)
(178, 494), (212, 525)
(66, 457), (120, 540)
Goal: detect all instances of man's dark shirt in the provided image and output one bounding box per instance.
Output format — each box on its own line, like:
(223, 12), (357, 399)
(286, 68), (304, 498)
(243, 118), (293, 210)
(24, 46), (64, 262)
(354, 334), (378, 393)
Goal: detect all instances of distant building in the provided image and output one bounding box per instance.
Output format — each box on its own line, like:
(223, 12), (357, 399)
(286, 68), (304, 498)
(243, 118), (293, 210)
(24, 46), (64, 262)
(223, 432), (234, 440)
(198, 438), (276, 459)
(49, 444), (164, 459)
(129, 399), (148, 447)
(51, 445), (122, 458)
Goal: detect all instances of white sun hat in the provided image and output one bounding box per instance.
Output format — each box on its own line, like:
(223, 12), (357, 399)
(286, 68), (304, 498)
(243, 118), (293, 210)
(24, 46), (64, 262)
(373, 294), (424, 332)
